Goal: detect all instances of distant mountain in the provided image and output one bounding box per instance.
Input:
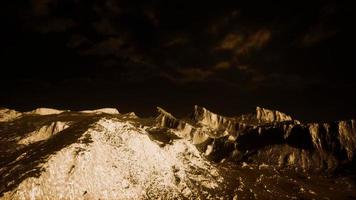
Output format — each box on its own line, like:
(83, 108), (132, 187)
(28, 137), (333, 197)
(0, 106), (355, 199)
(157, 106), (356, 172)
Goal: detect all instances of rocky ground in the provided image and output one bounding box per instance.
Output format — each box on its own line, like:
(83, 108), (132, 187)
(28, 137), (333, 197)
(0, 106), (355, 199)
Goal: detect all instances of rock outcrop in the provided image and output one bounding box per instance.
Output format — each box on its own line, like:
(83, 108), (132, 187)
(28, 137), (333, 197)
(192, 105), (235, 130)
(156, 107), (182, 129)
(25, 108), (67, 115)
(0, 108), (21, 122)
(17, 121), (71, 145)
(79, 108), (119, 115)
(255, 106), (293, 123)
(235, 106), (295, 125)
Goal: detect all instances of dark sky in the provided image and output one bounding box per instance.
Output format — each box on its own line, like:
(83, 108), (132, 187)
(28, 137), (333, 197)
(1, 0), (355, 122)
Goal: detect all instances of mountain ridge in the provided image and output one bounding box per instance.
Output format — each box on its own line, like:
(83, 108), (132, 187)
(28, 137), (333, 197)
(0, 106), (355, 199)
(155, 105), (356, 172)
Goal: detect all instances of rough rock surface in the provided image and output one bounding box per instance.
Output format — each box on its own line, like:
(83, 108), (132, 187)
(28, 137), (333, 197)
(17, 121), (70, 145)
(0, 108), (21, 122)
(2, 118), (223, 199)
(0, 106), (355, 199)
(1, 109), (225, 200)
(79, 108), (119, 115)
(157, 106), (356, 172)
(25, 108), (66, 115)
(255, 106), (292, 123)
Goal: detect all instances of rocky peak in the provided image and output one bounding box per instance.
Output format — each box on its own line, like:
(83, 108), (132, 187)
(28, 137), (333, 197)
(156, 107), (181, 128)
(236, 107), (295, 125)
(255, 106), (293, 123)
(192, 105), (233, 130)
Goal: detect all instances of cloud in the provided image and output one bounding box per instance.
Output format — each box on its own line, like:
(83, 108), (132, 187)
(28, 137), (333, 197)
(214, 29), (271, 56)
(31, 0), (57, 16)
(214, 61), (231, 70)
(7, 0), (349, 95)
(143, 9), (159, 26)
(82, 38), (125, 56)
(237, 65), (249, 71)
(299, 2), (340, 47)
(302, 30), (337, 46)
(236, 30), (271, 55)
(215, 33), (243, 50)
(93, 18), (121, 35)
(67, 34), (92, 49)
(178, 68), (214, 80)
(161, 67), (214, 83)
(163, 36), (189, 47)
(35, 18), (76, 33)
(206, 10), (240, 35)
(301, 24), (337, 47)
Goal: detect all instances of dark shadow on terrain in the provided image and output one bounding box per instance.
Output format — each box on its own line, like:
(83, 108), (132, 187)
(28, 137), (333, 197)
(0, 115), (101, 196)
(199, 121), (356, 174)
(147, 128), (181, 146)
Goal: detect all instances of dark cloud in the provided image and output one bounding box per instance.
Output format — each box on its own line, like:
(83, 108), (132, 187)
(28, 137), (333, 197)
(161, 68), (214, 83)
(31, 0), (57, 16)
(298, 2), (340, 47)
(301, 28), (337, 46)
(35, 18), (76, 33)
(214, 61), (231, 70)
(215, 33), (243, 50)
(1, 0), (355, 121)
(236, 30), (271, 55)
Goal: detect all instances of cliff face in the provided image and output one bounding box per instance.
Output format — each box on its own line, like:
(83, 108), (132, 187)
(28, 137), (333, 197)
(255, 106), (293, 123)
(233, 106), (296, 126)
(156, 106), (356, 173)
(225, 120), (356, 172)
(192, 105), (235, 130)
(156, 107), (182, 129)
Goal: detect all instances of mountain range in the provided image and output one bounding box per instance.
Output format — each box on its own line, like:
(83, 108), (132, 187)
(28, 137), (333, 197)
(0, 106), (355, 199)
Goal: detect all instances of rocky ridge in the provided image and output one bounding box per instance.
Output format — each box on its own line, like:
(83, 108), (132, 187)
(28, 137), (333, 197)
(156, 105), (356, 172)
(0, 106), (355, 199)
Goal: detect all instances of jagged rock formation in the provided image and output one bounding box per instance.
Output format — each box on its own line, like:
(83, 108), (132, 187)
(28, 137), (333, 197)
(236, 106), (296, 125)
(255, 106), (292, 123)
(124, 112), (138, 118)
(0, 108), (21, 122)
(156, 107), (182, 128)
(155, 107), (203, 144)
(226, 119), (356, 172)
(156, 105), (356, 173)
(1, 106), (355, 199)
(192, 105), (235, 130)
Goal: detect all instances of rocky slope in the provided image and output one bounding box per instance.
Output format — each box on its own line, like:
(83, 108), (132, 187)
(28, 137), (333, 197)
(157, 106), (356, 173)
(0, 106), (355, 199)
(0, 108), (225, 199)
